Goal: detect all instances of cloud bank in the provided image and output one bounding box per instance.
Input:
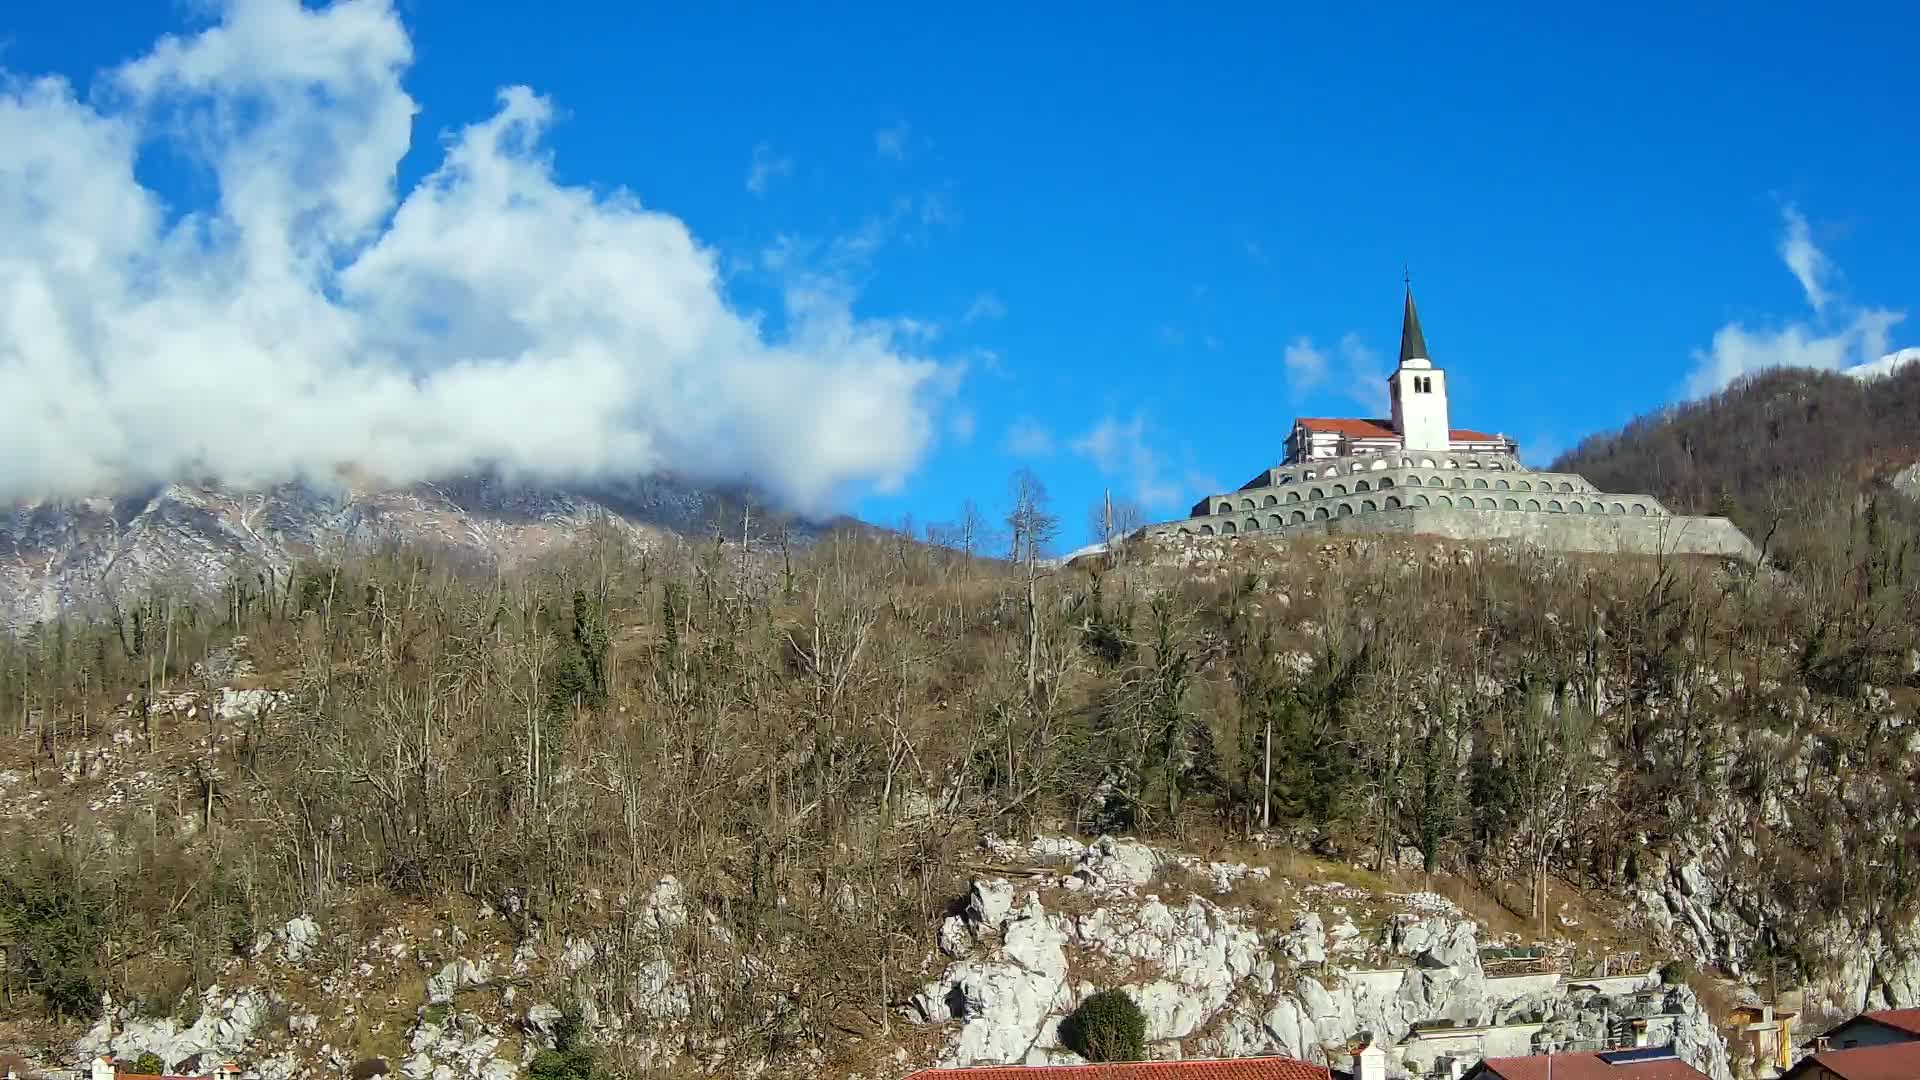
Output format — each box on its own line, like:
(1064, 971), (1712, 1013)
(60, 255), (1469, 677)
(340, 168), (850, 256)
(1685, 206), (1912, 397)
(0, 0), (948, 513)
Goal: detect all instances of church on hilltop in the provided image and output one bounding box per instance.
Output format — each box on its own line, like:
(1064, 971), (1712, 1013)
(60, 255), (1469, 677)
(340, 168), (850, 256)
(1282, 289), (1518, 465)
(1138, 286), (1759, 560)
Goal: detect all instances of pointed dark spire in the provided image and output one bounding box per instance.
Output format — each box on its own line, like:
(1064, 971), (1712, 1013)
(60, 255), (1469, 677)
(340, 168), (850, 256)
(1398, 283), (1429, 364)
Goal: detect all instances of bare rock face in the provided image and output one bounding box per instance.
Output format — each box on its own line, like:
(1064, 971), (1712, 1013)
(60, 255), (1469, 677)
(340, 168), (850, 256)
(906, 836), (1735, 1080)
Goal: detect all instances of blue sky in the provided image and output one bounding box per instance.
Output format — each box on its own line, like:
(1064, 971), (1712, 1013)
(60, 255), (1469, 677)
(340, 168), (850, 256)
(4, 2), (1916, 548)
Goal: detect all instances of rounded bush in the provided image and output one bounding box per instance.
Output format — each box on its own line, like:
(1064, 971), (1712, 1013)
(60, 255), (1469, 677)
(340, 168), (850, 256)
(1062, 988), (1147, 1062)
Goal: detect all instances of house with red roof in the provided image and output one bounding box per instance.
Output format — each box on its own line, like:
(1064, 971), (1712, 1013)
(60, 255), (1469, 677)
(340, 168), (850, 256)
(1812, 1009), (1920, 1050)
(1462, 1046), (1711, 1080)
(1779, 1009), (1920, 1080)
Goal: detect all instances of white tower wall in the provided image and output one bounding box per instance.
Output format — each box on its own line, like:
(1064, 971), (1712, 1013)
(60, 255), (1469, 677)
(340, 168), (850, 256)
(1390, 359), (1451, 451)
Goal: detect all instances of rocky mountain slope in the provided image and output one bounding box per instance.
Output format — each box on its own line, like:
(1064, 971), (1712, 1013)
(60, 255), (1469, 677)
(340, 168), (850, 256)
(0, 473), (844, 631)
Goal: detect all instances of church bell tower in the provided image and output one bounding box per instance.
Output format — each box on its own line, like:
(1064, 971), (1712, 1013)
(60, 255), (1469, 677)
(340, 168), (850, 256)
(1387, 284), (1451, 452)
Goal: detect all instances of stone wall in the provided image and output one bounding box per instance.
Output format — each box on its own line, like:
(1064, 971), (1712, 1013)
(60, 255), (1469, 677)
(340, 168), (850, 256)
(1146, 507), (1757, 561)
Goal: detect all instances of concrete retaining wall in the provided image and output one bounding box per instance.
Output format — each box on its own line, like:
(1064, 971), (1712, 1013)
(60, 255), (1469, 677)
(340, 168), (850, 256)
(1145, 508), (1757, 561)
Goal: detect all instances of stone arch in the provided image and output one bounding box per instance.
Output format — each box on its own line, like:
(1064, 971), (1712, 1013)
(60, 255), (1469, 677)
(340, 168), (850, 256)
(1313, 506), (1330, 520)
(1496, 478), (1510, 490)
(1558, 482), (1573, 492)
(1311, 488), (1325, 501)
(1370, 458), (1388, 471)
(1351, 462), (1367, 474)
(1400, 456), (1415, 467)
(1503, 498), (1519, 510)
(1489, 460), (1505, 471)
(1286, 490), (1301, 503)
(1240, 498), (1256, 511)
(1610, 502), (1626, 515)
(1289, 510), (1307, 525)
(1379, 476), (1395, 488)
(1217, 501), (1233, 515)
(1632, 503), (1648, 515)
(1222, 520), (1238, 534)
(1466, 459), (1483, 469)
(1413, 494), (1430, 507)
(1245, 518), (1261, 532)
(1362, 499), (1378, 512)
(1452, 477), (1468, 489)
(1177, 527), (1192, 536)
(1277, 474), (1294, 485)
(1337, 503), (1355, 517)
(1569, 502), (1584, 514)
(1356, 479), (1372, 492)
(1384, 495), (1402, 509)
(1303, 469), (1317, 481)
(1589, 501), (1606, 514)
(1332, 483), (1348, 496)
(1517, 480), (1532, 492)
(1407, 475), (1423, 486)
(1263, 494), (1278, 507)
(1548, 500), (1563, 512)
(1419, 457), (1437, 468)
(1443, 458), (1458, 469)
(1200, 524), (1215, 535)
(1437, 495), (1454, 508)
(1526, 499), (1541, 511)
(1472, 478), (1490, 489)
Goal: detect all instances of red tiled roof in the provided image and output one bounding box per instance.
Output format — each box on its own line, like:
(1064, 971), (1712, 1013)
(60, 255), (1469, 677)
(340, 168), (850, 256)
(1475, 1052), (1709, 1080)
(1860, 1009), (1920, 1038)
(1292, 418), (1505, 443)
(1295, 417), (1400, 439)
(1788, 1041), (1920, 1080)
(901, 1057), (1332, 1080)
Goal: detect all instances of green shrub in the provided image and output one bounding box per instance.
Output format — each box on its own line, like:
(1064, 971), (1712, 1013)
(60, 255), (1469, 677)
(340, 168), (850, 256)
(1061, 989), (1147, 1062)
(529, 1048), (596, 1080)
(134, 1054), (165, 1075)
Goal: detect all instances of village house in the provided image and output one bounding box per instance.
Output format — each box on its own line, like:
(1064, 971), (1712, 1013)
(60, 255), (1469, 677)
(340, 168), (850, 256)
(1777, 1008), (1920, 1080)
(1462, 1046), (1712, 1080)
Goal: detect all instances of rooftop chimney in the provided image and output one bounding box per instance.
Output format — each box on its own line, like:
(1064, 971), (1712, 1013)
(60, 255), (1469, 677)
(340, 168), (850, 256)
(1354, 1037), (1387, 1080)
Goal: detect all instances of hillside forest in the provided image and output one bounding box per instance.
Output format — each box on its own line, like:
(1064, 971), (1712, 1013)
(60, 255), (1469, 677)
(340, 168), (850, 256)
(0, 366), (1917, 1076)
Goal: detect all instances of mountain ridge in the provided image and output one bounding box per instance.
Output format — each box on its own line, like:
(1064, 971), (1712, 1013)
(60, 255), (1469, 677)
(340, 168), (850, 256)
(0, 472), (848, 630)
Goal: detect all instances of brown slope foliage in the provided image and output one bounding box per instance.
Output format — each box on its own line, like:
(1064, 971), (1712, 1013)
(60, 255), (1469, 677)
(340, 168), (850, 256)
(0, 477), (1915, 1072)
(1554, 365), (1920, 570)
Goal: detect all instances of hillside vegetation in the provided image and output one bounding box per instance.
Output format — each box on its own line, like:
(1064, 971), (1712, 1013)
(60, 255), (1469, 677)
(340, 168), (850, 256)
(1556, 364), (1920, 569)
(0, 376), (1915, 1075)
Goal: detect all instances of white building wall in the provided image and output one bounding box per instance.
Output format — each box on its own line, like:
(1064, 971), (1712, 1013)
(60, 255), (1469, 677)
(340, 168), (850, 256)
(1390, 359), (1451, 452)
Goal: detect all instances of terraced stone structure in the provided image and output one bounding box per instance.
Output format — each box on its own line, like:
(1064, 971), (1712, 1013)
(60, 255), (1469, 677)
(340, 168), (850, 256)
(1138, 287), (1758, 561)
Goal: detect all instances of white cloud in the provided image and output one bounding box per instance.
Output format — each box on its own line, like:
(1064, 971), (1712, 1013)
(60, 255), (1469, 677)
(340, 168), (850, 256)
(1684, 206), (1911, 397)
(1283, 334), (1387, 413)
(964, 292), (1006, 323)
(1070, 414), (1181, 510)
(1003, 417), (1055, 458)
(1779, 205), (1833, 314)
(745, 141), (792, 195)
(0, 0), (949, 514)
(875, 121), (911, 161)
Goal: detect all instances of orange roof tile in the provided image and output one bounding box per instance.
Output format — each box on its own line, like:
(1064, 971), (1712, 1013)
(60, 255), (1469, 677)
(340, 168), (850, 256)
(1292, 418), (1505, 443)
(1787, 1041), (1920, 1080)
(1859, 1009), (1920, 1038)
(901, 1057), (1332, 1080)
